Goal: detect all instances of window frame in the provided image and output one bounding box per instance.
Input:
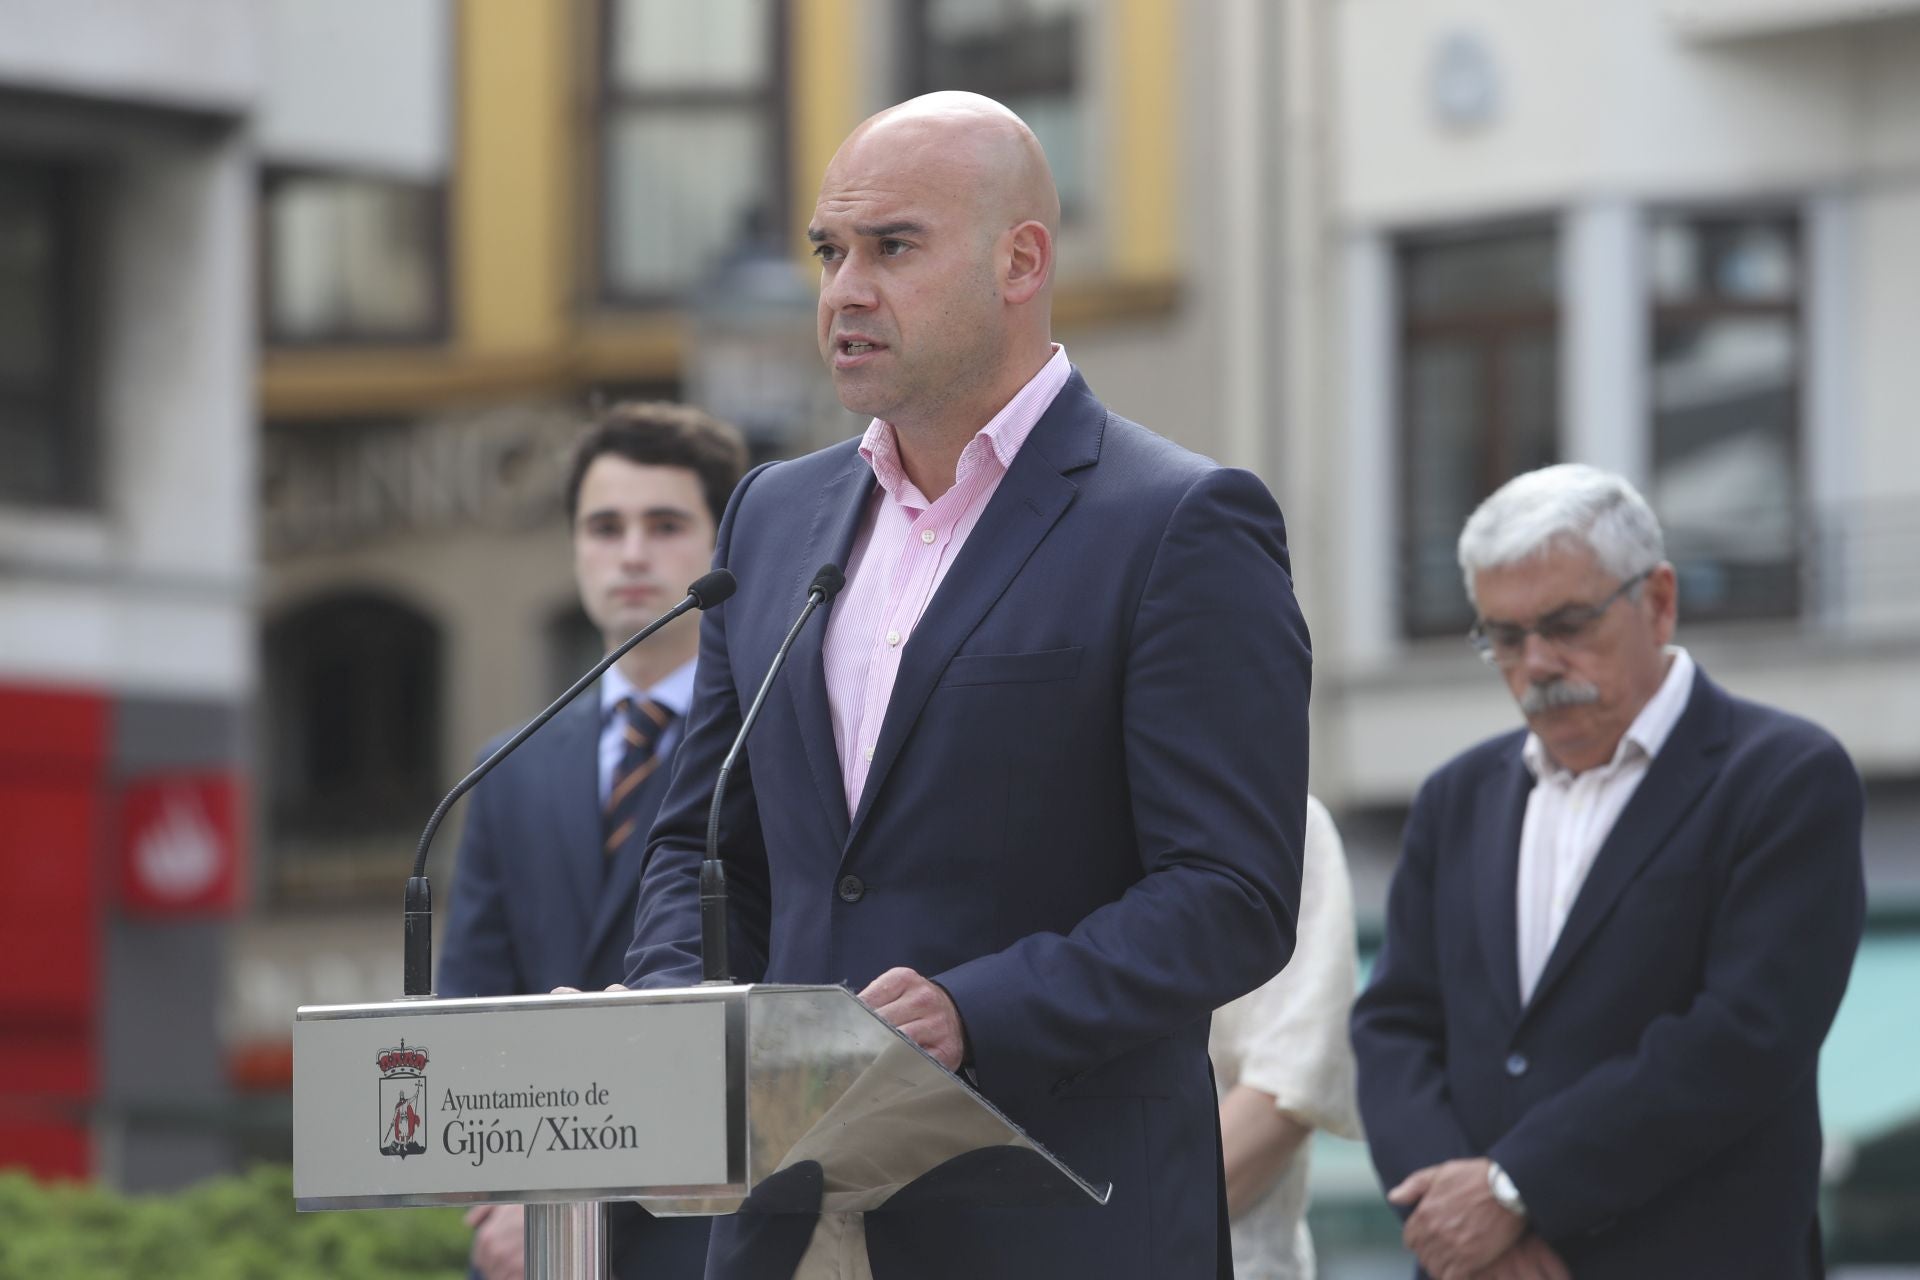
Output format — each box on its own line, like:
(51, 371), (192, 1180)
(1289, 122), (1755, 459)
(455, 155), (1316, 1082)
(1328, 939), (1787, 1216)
(0, 153), (98, 509)
(896, 0), (1089, 223)
(1394, 217), (1563, 640)
(1644, 204), (1806, 623)
(257, 164), (453, 349)
(262, 587), (446, 903)
(591, 0), (791, 310)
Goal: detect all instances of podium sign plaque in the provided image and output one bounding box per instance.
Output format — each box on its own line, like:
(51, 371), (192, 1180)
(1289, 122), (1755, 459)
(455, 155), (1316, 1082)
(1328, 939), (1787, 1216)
(294, 988), (742, 1209)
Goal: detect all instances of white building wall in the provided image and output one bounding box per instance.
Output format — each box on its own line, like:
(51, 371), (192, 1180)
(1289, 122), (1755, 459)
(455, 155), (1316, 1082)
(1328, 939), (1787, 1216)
(1336, 0), (1868, 223)
(0, 5), (260, 702)
(0, 140), (256, 699)
(257, 0), (453, 178)
(0, 0), (260, 114)
(1854, 188), (1920, 501)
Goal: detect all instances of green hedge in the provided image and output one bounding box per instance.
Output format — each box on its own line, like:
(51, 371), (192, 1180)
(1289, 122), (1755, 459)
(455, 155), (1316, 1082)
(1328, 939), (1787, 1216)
(0, 1164), (470, 1280)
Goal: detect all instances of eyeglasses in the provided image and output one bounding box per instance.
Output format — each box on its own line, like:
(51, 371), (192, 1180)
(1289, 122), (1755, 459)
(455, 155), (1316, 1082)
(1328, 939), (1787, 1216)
(1466, 568), (1654, 666)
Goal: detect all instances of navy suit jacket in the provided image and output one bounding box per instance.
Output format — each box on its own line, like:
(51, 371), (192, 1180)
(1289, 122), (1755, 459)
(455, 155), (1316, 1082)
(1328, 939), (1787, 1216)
(1352, 668), (1865, 1278)
(626, 372), (1313, 1280)
(440, 695), (709, 1279)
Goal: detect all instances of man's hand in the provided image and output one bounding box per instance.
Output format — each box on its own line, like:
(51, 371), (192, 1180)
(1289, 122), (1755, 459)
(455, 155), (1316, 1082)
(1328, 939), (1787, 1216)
(858, 967), (967, 1071)
(1470, 1233), (1570, 1280)
(464, 1203), (526, 1280)
(1388, 1158), (1525, 1280)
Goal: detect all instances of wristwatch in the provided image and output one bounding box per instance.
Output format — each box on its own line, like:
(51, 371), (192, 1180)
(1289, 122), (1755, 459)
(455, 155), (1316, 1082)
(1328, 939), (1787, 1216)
(1487, 1161), (1528, 1219)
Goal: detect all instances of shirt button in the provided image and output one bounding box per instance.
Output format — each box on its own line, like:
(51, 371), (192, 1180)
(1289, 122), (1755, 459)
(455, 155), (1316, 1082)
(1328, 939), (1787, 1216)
(1505, 1052), (1529, 1078)
(837, 874), (865, 903)
(862, 745), (874, 761)
(885, 630), (900, 646)
(920, 528), (936, 544)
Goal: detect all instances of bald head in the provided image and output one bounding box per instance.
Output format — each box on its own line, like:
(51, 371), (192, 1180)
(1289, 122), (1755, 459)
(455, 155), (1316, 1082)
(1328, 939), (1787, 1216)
(830, 91), (1060, 249)
(808, 93), (1061, 446)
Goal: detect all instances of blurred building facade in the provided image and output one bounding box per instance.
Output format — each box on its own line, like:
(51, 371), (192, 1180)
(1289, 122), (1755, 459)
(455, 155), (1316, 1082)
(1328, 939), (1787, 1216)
(0, 0), (263, 1187)
(4, 0), (1916, 1265)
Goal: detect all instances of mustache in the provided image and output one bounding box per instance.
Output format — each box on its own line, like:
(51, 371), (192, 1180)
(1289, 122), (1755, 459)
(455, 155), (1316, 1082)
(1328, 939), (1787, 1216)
(1519, 678), (1601, 715)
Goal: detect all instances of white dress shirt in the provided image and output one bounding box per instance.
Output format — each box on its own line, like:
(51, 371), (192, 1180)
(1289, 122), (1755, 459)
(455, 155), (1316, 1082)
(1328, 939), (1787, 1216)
(1515, 647), (1696, 1005)
(596, 659), (697, 806)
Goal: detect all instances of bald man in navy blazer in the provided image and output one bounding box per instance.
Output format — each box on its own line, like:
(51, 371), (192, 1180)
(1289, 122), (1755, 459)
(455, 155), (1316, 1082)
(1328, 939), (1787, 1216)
(623, 94), (1311, 1280)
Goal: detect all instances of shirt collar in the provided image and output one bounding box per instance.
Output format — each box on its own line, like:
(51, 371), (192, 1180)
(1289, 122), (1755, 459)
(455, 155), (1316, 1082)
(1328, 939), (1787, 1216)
(1522, 646), (1696, 782)
(600, 656), (698, 721)
(857, 344), (1071, 506)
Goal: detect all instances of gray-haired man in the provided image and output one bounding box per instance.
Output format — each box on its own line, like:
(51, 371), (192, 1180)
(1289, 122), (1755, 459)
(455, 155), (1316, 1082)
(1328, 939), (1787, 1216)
(1353, 464), (1864, 1279)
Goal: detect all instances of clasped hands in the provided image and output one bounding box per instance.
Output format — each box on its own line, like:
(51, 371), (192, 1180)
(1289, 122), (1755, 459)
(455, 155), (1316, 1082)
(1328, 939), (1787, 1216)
(1389, 1158), (1568, 1280)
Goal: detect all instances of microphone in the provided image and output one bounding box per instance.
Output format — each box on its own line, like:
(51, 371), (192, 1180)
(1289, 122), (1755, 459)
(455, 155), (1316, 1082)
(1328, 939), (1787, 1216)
(701, 564), (845, 983)
(401, 569), (737, 996)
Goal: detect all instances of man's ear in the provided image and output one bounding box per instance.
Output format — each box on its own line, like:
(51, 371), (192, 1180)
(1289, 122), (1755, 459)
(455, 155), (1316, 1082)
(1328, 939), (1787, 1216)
(1002, 219), (1053, 304)
(1647, 561), (1680, 644)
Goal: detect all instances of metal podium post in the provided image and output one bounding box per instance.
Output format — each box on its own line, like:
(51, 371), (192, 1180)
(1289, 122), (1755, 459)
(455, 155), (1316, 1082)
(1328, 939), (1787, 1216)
(526, 1202), (607, 1279)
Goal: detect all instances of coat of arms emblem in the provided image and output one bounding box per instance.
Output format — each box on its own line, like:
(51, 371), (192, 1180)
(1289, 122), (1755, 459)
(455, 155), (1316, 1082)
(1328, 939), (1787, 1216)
(376, 1040), (429, 1158)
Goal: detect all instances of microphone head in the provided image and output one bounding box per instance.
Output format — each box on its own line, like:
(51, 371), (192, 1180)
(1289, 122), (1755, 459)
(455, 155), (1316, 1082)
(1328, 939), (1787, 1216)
(809, 564), (846, 602)
(687, 569), (737, 609)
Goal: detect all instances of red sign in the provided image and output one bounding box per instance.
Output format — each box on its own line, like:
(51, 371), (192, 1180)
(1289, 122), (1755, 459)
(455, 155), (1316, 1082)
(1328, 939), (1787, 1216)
(117, 773), (245, 916)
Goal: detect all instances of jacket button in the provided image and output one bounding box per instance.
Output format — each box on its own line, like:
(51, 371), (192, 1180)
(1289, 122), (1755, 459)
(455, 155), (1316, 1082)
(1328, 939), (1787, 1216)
(837, 875), (865, 903)
(1505, 1052), (1529, 1077)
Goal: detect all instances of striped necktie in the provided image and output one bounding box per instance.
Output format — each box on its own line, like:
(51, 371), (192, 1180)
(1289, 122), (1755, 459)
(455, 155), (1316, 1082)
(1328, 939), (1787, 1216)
(605, 696), (675, 857)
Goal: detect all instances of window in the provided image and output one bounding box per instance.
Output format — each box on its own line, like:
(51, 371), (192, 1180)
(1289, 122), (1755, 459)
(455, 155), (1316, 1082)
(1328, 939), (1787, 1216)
(1647, 211), (1802, 620)
(0, 156), (91, 506)
(264, 593), (442, 896)
(1398, 224), (1561, 637)
(262, 169), (446, 344)
(902, 0), (1089, 217)
(598, 0), (787, 302)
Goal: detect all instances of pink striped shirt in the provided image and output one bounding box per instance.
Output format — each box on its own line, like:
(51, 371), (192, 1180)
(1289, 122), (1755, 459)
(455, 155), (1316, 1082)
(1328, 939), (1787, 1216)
(821, 345), (1072, 815)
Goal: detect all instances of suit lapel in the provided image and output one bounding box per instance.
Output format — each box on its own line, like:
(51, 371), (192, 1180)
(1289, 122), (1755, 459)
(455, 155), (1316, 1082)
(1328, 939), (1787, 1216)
(844, 377), (1103, 850)
(1474, 745), (1531, 1023)
(548, 696), (605, 935)
(1521, 670), (1730, 1019)
(784, 453), (877, 849)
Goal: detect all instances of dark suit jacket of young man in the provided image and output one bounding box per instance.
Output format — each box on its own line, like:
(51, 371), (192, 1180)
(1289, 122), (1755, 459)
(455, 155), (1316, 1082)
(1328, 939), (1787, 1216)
(624, 370), (1314, 1280)
(1352, 668), (1865, 1278)
(440, 696), (710, 1279)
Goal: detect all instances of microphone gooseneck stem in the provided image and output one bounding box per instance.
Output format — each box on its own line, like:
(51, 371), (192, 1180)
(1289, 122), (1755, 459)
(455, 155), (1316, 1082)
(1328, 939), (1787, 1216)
(702, 569), (841, 984)
(411, 590), (701, 883)
(401, 568), (736, 998)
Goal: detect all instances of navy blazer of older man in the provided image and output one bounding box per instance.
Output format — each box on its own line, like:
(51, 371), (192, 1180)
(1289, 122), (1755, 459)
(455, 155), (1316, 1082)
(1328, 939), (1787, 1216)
(625, 371), (1313, 1280)
(1352, 668), (1864, 1278)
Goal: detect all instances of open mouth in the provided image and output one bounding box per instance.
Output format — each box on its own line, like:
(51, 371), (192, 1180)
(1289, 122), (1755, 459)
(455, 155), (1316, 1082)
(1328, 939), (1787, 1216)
(834, 336), (887, 365)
